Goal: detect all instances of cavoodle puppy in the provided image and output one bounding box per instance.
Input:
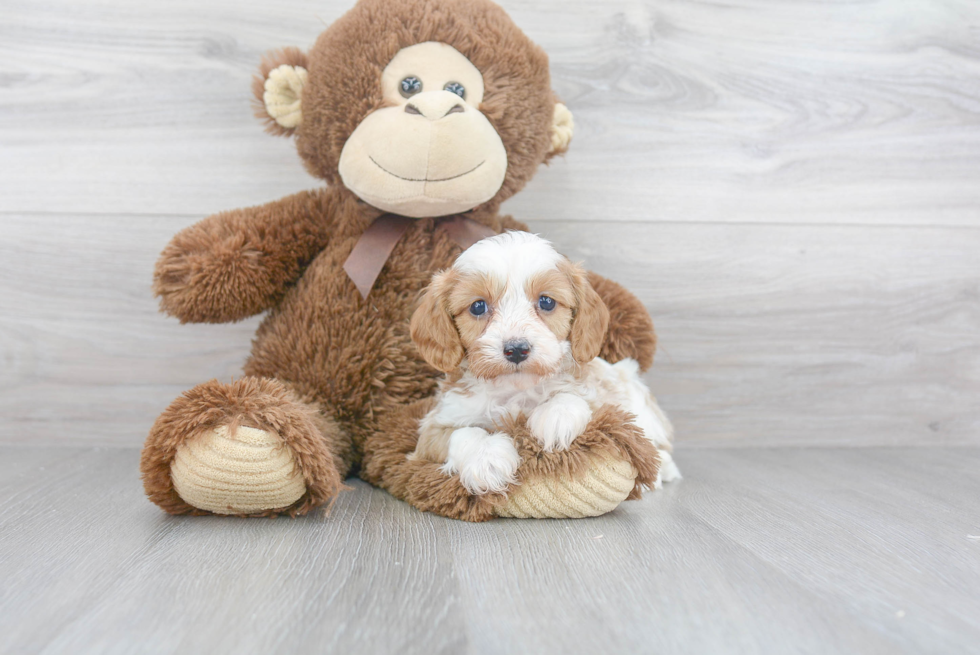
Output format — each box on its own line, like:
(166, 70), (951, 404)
(409, 231), (680, 495)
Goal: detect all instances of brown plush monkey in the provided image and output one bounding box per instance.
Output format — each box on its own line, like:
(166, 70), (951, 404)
(140, 0), (663, 521)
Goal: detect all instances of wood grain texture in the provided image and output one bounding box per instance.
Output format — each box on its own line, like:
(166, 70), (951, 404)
(1, 446), (978, 654)
(2, 214), (977, 447)
(1, 0), (980, 224)
(540, 220), (980, 448)
(1, 0), (978, 447)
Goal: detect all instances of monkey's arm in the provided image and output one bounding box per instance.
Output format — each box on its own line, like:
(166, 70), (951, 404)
(587, 272), (657, 372)
(153, 189), (335, 323)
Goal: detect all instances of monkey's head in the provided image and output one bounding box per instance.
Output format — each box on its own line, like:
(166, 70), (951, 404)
(253, 0), (573, 218)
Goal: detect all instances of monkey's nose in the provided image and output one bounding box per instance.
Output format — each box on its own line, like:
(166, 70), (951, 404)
(404, 91), (466, 120)
(503, 340), (531, 364)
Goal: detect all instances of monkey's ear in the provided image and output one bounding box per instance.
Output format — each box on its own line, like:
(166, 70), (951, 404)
(410, 271), (465, 373)
(547, 102), (575, 157)
(252, 47), (309, 136)
(562, 259), (610, 365)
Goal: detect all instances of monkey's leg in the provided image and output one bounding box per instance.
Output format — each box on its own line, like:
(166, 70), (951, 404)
(140, 377), (350, 516)
(363, 401), (666, 521)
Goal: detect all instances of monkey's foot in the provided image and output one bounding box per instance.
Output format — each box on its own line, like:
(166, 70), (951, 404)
(363, 400), (665, 522)
(140, 377), (343, 517)
(494, 450), (638, 519)
(169, 425), (307, 515)
(492, 404), (664, 519)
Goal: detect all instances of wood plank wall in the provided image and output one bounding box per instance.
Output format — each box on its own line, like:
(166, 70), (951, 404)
(2, 0), (978, 447)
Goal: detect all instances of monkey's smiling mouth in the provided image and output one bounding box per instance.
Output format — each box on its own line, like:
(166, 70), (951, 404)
(369, 156), (485, 183)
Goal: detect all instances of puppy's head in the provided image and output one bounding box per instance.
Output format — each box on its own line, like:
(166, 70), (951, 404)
(410, 231), (610, 379)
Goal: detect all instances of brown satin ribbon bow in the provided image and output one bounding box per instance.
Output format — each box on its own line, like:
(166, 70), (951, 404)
(343, 214), (498, 299)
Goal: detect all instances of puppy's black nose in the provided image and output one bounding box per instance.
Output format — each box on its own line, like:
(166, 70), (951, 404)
(503, 340), (531, 364)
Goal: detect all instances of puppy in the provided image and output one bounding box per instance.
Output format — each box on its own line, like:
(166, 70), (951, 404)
(409, 231), (680, 495)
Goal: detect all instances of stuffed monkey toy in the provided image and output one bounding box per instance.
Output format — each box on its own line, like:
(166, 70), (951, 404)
(140, 0), (664, 521)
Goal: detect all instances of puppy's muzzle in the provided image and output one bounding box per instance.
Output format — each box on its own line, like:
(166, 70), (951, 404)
(503, 339), (531, 364)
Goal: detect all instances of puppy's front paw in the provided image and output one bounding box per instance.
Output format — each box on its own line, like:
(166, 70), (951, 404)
(441, 427), (521, 495)
(528, 393), (593, 451)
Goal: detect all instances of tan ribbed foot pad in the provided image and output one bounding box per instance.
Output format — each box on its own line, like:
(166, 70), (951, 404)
(170, 425), (307, 515)
(494, 452), (637, 519)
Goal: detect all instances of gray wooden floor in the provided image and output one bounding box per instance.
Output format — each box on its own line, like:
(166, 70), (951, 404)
(1, 446), (978, 655)
(2, 0), (980, 652)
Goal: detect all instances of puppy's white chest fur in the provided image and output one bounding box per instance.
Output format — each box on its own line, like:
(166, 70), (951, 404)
(435, 358), (673, 449)
(434, 369), (584, 431)
(432, 365), (598, 451)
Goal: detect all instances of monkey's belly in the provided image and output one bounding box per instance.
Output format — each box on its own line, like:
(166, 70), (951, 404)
(243, 236), (454, 423)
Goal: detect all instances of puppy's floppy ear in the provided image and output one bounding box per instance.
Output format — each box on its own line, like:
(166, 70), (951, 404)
(411, 270), (464, 373)
(252, 47), (309, 136)
(562, 259), (610, 365)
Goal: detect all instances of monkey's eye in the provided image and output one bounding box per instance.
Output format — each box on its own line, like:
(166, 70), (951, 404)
(538, 295), (556, 312)
(469, 299), (488, 316)
(444, 82), (465, 99)
(400, 76), (423, 98)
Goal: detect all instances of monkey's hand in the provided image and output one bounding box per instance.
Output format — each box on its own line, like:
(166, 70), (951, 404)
(587, 271), (658, 372)
(153, 190), (334, 323)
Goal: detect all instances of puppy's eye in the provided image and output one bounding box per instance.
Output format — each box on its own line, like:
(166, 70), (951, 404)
(538, 295), (556, 311)
(469, 299), (488, 316)
(400, 76), (423, 98)
(444, 81), (465, 98)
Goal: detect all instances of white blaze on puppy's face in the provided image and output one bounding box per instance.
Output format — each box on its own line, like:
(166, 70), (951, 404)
(448, 232), (575, 381)
(409, 231), (610, 380)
